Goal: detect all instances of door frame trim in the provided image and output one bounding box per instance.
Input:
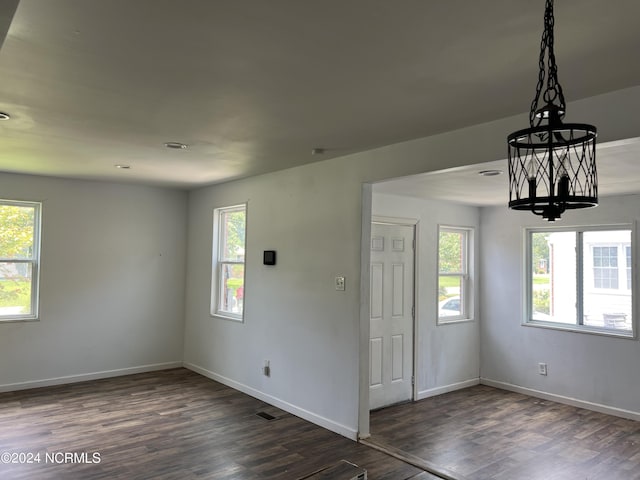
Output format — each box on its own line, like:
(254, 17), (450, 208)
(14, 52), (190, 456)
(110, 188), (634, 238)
(370, 216), (419, 408)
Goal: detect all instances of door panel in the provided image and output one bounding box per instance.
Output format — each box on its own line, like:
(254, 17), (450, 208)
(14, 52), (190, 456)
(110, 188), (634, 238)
(370, 338), (383, 386)
(392, 263), (405, 317)
(369, 222), (415, 410)
(370, 262), (383, 319)
(391, 334), (404, 381)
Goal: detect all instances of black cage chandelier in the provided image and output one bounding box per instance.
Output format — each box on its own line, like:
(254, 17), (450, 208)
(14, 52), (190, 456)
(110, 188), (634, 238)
(507, 0), (597, 221)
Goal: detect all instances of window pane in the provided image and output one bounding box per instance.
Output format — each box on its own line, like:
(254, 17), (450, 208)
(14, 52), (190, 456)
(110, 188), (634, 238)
(219, 263), (244, 315)
(0, 205), (35, 260)
(213, 204), (246, 320)
(529, 228), (633, 334)
(438, 275), (462, 317)
(0, 262), (32, 315)
(438, 226), (472, 323)
(439, 231), (464, 273)
(533, 231), (576, 324)
(221, 210), (246, 261)
(583, 230), (631, 330)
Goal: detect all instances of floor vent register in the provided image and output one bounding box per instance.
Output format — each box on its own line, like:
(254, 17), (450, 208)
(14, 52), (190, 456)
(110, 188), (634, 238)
(297, 460), (367, 480)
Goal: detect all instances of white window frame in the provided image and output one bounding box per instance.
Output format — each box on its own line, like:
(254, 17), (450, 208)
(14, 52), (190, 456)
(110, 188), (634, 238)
(211, 204), (247, 322)
(626, 245), (632, 290)
(0, 199), (42, 322)
(437, 225), (474, 324)
(524, 224), (635, 338)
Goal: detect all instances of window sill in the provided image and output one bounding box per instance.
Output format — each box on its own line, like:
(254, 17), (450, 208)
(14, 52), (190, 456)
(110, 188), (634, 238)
(0, 317), (39, 323)
(522, 320), (636, 339)
(211, 312), (244, 323)
(437, 317), (475, 326)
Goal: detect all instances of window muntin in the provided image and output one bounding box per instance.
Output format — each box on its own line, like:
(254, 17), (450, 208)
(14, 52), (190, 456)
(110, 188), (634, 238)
(438, 226), (472, 323)
(527, 226), (633, 335)
(0, 200), (41, 321)
(212, 205), (246, 321)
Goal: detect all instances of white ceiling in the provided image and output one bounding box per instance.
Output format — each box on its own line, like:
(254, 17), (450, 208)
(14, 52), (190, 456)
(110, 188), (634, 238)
(0, 0), (639, 192)
(375, 137), (640, 206)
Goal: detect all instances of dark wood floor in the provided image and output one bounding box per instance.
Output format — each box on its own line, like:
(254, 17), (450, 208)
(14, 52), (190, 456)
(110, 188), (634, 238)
(369, 384), (640, 480)
(0, 368), (437, 480)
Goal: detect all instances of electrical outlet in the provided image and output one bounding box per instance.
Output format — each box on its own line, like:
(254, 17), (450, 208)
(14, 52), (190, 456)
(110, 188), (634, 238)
(263, 360), (270, 377)
(538, 362), (548, 376)
(335, 276), (345, 291)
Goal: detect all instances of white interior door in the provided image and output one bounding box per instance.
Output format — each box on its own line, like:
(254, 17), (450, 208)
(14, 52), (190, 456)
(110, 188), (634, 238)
(369, 222), (415, 410)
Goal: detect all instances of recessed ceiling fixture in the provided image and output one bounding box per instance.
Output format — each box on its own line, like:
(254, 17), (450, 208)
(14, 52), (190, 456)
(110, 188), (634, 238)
(507, 0), (597, 222)
(115, 164), (131, 169)
(311, 148), (325, 155)
(164, 141), (188, 150)
(478, 169), (502, 177)
(0, 112), (10, 120)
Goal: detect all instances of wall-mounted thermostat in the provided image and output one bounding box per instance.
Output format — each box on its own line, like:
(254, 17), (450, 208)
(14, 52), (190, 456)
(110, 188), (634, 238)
(263, 250), (276, 265)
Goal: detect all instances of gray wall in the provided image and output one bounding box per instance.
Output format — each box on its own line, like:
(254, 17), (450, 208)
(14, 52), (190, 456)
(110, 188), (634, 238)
(0, 173), (187, 390)
(1, 86), (638, 440)
(183, 162), (364, 437)
(480, 196), (640, 416)
(184, 86), (640, 439)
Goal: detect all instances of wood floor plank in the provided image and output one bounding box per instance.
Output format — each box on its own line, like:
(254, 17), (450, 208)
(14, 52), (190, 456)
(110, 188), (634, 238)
(0, 368), (432, 479)
(369, 384), (640, 480)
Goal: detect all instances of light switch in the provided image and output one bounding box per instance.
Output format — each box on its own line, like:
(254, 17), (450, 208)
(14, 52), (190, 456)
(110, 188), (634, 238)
(335, 276), (345, 291)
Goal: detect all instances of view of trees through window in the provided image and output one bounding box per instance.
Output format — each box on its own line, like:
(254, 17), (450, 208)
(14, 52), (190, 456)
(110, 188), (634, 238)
(531, 231), (550, 315)
(438, 227), (470, 321)
(216, 206), (246, 318)
(0, 202), (38, 317)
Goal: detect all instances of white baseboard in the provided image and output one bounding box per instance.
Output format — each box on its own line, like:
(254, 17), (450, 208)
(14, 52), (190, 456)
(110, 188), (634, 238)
(0, 361), (183, 393)
(417, 377), (480, 400)
(183, 362), (358, 441)
(481, 378), (640, 422)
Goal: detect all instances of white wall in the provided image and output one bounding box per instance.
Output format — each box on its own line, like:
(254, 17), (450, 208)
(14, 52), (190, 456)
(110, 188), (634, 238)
(480, 195), (640, 417)
(0, 173), (187, 390)
(372, 193), (480, 397)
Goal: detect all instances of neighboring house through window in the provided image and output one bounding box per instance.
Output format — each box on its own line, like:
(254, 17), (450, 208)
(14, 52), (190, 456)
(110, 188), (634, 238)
(0, 200), (41, 321)
(211, 204), (246, 321)
(527, 226), (633, 335)
(592, 246), (618, 289)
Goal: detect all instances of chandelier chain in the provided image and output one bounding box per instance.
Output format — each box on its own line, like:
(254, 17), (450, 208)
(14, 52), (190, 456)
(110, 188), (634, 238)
(529, 0), (566, 128)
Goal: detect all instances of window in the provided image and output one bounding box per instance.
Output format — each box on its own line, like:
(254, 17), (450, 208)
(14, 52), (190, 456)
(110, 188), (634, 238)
(211, 204), (246, 320)
(527, 226), (633, 335)
(592, 246), (618, 289)
(0, 200), (41, 321)
(438, 226), (473, 323)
